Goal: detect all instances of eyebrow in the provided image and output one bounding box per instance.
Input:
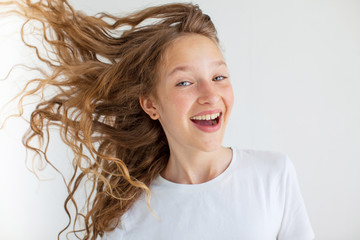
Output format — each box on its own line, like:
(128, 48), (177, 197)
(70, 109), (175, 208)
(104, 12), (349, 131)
(167, 60), (227, 78)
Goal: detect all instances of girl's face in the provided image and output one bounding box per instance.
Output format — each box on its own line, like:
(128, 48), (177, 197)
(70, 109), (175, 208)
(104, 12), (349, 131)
(142, 34), (234, 152)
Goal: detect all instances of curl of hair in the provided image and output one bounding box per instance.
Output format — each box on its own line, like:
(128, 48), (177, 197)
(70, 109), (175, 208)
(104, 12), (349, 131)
(1, 0), (219, 239)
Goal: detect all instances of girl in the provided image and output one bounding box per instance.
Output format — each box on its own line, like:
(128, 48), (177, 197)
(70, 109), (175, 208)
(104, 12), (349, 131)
(2, 1), (314, 239)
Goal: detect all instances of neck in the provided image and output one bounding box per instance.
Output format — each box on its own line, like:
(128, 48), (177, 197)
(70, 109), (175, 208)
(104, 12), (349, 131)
(160, 145), (232, 184)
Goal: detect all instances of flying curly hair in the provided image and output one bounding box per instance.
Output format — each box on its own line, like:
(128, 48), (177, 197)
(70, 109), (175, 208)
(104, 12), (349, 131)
(1, 0), (219, 239)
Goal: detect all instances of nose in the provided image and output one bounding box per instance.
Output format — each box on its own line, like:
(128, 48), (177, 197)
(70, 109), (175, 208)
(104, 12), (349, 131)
(197, 81), (221, 105)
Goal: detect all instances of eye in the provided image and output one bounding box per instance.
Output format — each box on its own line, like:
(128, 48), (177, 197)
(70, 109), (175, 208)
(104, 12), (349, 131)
(176, 81), (191, 87)
(213, 76), (227, 81)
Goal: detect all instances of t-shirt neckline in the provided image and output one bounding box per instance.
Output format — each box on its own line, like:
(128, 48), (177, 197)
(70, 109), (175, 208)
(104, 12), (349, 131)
(153, 147), (236, 190)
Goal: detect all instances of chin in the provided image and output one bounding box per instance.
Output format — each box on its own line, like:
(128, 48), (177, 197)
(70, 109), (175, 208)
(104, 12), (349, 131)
(195, 139), (224, 153)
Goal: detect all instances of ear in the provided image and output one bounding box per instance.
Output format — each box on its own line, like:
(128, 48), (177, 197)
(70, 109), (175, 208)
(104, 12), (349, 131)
(139, 95), (159, 120)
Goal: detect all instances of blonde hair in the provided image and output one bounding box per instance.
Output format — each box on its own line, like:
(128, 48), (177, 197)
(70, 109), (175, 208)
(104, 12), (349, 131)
(1, 0), (219, 239)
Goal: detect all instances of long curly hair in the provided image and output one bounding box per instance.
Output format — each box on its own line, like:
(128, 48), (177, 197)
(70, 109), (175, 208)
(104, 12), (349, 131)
(1, 0), (219, 239)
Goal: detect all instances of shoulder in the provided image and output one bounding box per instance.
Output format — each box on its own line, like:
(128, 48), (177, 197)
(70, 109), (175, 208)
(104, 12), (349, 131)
(235, 148), (290, 169)
(231, 147), (296, 183)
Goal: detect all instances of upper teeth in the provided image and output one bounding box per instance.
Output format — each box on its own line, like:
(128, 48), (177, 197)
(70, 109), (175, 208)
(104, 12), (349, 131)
(191, 113), (220, 120)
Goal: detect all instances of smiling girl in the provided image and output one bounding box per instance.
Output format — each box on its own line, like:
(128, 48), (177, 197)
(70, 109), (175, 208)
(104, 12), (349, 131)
(140, 34), (234, 185)
(3, 1), (314, 239)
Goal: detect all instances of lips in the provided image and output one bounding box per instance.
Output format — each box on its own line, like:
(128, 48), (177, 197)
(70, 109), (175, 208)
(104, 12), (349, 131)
(190, 113), (221, 126)
(190, 112), (221, 121)
(190, 111), (222, 132)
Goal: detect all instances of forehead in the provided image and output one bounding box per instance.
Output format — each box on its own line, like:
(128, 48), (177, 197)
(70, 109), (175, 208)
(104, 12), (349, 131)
(159, 34), (225, 77)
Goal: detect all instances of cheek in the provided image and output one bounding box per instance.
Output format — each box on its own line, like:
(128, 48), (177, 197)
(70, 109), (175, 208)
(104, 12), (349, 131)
(159, 92), (192, 116)
(224, 84), (234, 111)
(168, 88), (193, 104)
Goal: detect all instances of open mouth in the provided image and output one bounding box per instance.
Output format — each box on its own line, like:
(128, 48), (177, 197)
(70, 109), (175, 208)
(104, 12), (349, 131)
(190, 112), (222, 126)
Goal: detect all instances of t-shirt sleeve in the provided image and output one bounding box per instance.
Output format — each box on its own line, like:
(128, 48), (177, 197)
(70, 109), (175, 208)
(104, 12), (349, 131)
(277, 156), (315, 240)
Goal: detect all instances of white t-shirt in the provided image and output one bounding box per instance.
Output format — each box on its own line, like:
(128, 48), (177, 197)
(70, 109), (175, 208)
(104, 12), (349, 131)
(103, 148), (314, 240)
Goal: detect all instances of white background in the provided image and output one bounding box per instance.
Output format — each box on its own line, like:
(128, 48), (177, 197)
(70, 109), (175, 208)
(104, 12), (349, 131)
(0, 0), (359, 239)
